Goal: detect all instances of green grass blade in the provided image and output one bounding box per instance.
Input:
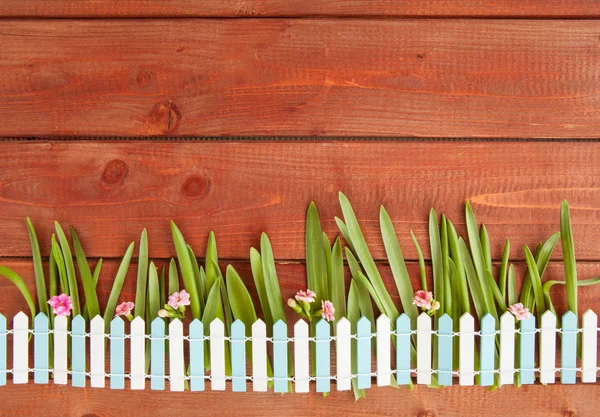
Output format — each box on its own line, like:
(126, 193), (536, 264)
(355, 271), (385, 314)
(447, 220), (470, 313)
(187, 245), (206, 310)
(507, 264), (517, 306)
(71, 228), (100, 319)
(82, 259), (102, 321)
(226, 265), (258, 325)
(429, 209), (444, 318)
(485, 270), (507, 311)
(524, 245), (546, 319)
(335, 216), (356, 254)
(201, 280), (222, 371)
(330, 238), (346, 322)
(54, 222), (80, 316)
(260, 233), (286, 323)
(499, 239), (510, 302)
(26, 218), (48, 317)
(49, 247), (58, 301)
(465, 202), (486, 284)
(561, 200), (578, 317)
(345, 247), (364, 280)
(51, 235), (68, 294)
(205, 231), (219, 291)
(480, 224), (493, 273)
(347, 281), (366, 400)
(543, 277), (600, 315)
(458, 238), (485, 318)
(170, 221), (201, 319)
(0, 266), (35, 319)
(441, 215), (453, 319)
(168, 258), (180, 294)
(323, 232), (332, 300)
(134, 229), (148, 319)
(250, 248), (273, 329)
(103, 242), (135, 329)
(410, 231), (427, 292)
(380, 206), (417, 324)
(159, 265), (166, 307)
(306, 202), (328, 301)
(147, 262), (160, 320)
(214, 260), (233, 331)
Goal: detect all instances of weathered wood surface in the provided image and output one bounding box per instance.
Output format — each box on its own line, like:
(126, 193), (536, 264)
(1, 20), (600, 138)
(1, 0), (599, 17)
(1, 141), (600, 261)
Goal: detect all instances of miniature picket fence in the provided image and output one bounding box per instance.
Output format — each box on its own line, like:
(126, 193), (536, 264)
(0, 310), (598, 391)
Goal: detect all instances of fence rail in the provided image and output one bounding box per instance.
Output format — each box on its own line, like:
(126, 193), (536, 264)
(1, 310), (598, 392)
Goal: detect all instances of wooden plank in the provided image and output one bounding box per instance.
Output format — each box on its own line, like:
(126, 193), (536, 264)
(2, 1), (600, 17)
(4, 142), (600, 261)
(1, 21), (600, 138)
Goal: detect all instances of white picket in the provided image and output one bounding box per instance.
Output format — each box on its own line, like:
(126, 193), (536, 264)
(293, 320), (309, 393)
(12, 312), (28, 384)
(582, 310), (598, 383)
(252, 319), (267, 392)
(169, 319), (185, 391)
(210, 318), (226, 390)
(54, 315), (68, 385)
(336, 318), (351, 391)
(459, 313), (475, 386)
(130, 317), (145, 390)
(540, 311), (557, 384)
(499, 312), (515, 385)
(376, 315), (391, 387)
(416, 313), (431, 385)
(90, 316), (105, 388)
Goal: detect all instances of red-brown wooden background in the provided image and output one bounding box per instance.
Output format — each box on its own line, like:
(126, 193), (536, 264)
(1, 2), (599, 416)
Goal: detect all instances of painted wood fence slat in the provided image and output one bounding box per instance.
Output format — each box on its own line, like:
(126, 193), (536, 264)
(13, 312), (28, 384)
(479, 314), (495, 387)
(294, 320), (310, 393)
(130, 316), (146, 390)
(150, 318), (165, 390)
(437, 314), (453, 386)
(210, 318), (226, 391)
(499, 312), (515, 385)
(582, 310), (598, 383)
(0, 314), (5, 386)
(396, 314), (411, 385)
(90, 316), (105, 388)
(273, 320), (288, 393)
(376, 315), (391, 387)
(169, 319), (185, 392)
(189, 319), (204, 391)
(34, 313), (49, 384)
(356, 317), (371, 389)
(110, 317), (125, 389)
(54, 315), (68, 385)
(561, 311), (577, 384)
(519, 314), (536, 385)
(540, 311), (557, 384)
(231, 320), (246, 392)
(417, 313), (432, 385)
(336, 318), (351, 391)
(316, 319), (330, 393)
(459, 313), (475, 386)
(251, 319), (267, 392)
(71, 315), (86, 388)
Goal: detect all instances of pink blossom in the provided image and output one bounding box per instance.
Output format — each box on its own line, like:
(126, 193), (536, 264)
(321, 300), (335, 322)
(115, 301), (135, 317)
(413, 290), (433, 310)
(295, 289), (317, 304)
(168, 289), (191, 309)
(508, 303), (530, 321)
(47, 293), (72, 317)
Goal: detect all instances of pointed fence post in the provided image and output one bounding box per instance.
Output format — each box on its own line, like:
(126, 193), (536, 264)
(479, 314), (496, 387)
(376, 315), (391, 387)
(316, 319), (330, 393)
(273, 320), (288, 393)
(561, 311), (577, 384)
(150, 318), (165, 390)
(71, 315), (86, 387)
(396, 314), (411, 385)
(499, 312), (515, 385)
(169, 319), (185, 391)
(210, 318), (226, 391)
(13, 312), (28, 384)
(356, 317), (371, 389)
(130, 316), (146, 390)
(54, 315), (68, 385)
(0, 314), (5, 386)
(110, 317), (125, 389)
(90, 315), (105, 388)
(294, 320), (310, 393)
(231, 320), (246, 392)
(34, 313), (49, 384)
(336, 318), (351, 391)
(251, 319), (267, 392)
(519, 314), (536, 385)
(582, 310), (598, 383)
(189, 319), (205, 391)
(540, 311), (557, 384)
(459, 313), (475, 386)
(417, 313), (432, 385)
(437, 314), (453, 386)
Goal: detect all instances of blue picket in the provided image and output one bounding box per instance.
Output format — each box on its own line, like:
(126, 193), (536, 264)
(0, 314), (6, 386)
(357, 317), (371, 389)
(561, 311), (577, 384)
(231, 320), (246, 392)
(110, 317), (125, 389)
(71, 315), (86, 388)
(150, 318), (165, 390)
(316, 319), (331, 393)
(189, 319), (205, 391)
(396, 314), (411, 385)
(479, 314), (495, 386)
(520, 315), (536, 385)
(438, 314), (453, 386)
(273, 320), (288, 393)
(34, 313), (49, 384)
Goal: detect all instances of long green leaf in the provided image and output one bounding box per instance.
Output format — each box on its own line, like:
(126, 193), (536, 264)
(168, 258), (180, 294)
(410, 231), (427, 292)
(458, 238), (486, 318)
(429, 209), (444, 318)
(148, 262), (160, 320)
(54, 222), (80, 316)
(170, 221), (201, 319)
(521, 235), (559, 309)
(187, 245), (206, 310)
(465, 202), (486, 286)
(26, 218), (48, 317)
(441, 216), (452, 317)
(72, 228), (100, 319)
(561, 200), (578, 317)
(0, 266), (35, 319)
(48, 246), (58, 301)
(82, 259), (102, 321)
(51, 235), (68, 294)
(205, 231), (219, 291)
(347, 281), (366, 400)
(306, 202), (328, 302)
(447, 220), (470, 313)
(507, 264), (517, 306)
(335, 217), (356, 254)
(159, 265), (166, 307)
(330, 238), (346, 323)
(485, 270), (507, 311)
(345, 247), (364, 280)
(480, 224), (493, 273)
(201, 280), (222, 370)
(355, 271), (385, 314)
(543, 277), (600, 315)
(226, 265), (258, 325)
(524, 245), (546, 319)
(134, 229), (148, 319)
(103, 242), (135, 330)
(499, 239), (510, 302)
(260, 233), (286, 323)
(250, 248), (273, 329)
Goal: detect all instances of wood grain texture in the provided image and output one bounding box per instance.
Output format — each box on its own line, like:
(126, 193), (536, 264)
(2, 141), (600, 261)
(1, 20), (600, 138)
(1, 0), (599, 18)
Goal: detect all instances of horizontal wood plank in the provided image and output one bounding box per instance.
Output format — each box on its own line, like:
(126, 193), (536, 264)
(1, 1), (599, 18)
(2, 141), (600, 261)
(1, 20), (600, 138)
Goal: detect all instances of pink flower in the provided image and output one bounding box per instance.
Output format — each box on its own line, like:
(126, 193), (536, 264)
(115, 301), (135, 317)
(508, 303), (530, 321)
(168, 289), (191, 309)
(295, 289), (317, 304)
(413, 290), (434, 310)
(321, 300), (335, 322)
(48, 293), (72, 317)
